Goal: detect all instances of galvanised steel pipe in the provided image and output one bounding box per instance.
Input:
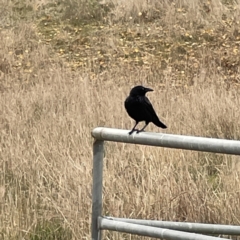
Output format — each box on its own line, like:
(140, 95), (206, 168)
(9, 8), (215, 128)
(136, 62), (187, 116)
(105, 217), (240, 235)
(91, 140), (104, 240)
(92, 127), (240, 155)
(99, 217), (229, 240)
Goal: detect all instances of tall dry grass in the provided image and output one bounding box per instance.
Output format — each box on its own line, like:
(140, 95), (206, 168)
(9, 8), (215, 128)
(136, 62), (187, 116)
(1, 0), (240, 239)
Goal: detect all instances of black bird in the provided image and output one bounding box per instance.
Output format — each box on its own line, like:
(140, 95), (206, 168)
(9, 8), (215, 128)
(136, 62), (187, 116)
(124, 85), (167, 135)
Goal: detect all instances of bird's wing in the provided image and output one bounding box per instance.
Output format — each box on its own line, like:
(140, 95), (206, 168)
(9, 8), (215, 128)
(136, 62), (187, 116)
(143, 96), (160, 120)
(144, 96), (152, 106)
(143, 96), (167, 128)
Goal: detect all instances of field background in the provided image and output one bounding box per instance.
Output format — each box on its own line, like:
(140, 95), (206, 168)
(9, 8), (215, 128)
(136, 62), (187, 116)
(1, 0), (240, 239)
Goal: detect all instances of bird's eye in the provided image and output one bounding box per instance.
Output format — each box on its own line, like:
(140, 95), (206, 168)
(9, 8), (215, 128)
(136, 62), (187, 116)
(142, 87), (145, 91)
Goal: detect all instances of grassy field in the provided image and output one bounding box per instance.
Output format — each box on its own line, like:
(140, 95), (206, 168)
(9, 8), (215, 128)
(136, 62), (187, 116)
(1, 0), (240, 239)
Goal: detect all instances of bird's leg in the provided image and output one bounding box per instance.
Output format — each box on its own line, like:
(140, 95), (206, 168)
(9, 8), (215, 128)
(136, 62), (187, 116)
(129, 122), (139, 135)
(137, 123), (149, 133)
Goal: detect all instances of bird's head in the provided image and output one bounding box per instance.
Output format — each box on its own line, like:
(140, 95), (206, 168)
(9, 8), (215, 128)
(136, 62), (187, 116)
(129, 85), (153, 96)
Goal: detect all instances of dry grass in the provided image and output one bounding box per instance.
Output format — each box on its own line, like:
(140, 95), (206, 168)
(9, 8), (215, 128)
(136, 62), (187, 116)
(1, 0), (240, 239)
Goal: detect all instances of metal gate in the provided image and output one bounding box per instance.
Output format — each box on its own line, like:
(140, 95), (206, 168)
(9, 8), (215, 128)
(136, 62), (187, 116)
(91, 127), (240, 240)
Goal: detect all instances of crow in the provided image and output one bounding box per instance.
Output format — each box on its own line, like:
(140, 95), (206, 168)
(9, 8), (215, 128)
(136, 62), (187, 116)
(124, 85), (167, 135)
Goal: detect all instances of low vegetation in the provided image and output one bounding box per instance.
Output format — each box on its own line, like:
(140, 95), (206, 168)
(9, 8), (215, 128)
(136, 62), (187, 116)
(1, 0), (240, 239)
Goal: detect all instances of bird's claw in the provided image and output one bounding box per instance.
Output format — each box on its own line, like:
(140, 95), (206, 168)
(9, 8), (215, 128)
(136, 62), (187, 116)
(128, 129), (146, 134)
(129, 129), (139, 135)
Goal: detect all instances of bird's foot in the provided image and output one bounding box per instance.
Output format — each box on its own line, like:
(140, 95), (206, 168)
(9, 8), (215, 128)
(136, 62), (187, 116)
(136, 129), (145, 134)
(129, 129), (139, 135)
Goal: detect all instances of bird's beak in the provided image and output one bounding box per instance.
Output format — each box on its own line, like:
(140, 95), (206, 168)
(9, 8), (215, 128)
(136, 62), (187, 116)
(145, 87), (153, 92)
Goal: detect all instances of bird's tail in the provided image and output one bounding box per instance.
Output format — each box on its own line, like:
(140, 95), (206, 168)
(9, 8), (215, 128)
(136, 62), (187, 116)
(154, 118), (167, 129)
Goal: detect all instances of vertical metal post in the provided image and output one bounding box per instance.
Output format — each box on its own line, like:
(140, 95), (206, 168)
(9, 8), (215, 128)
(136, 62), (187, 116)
(91, 140), (104, 240)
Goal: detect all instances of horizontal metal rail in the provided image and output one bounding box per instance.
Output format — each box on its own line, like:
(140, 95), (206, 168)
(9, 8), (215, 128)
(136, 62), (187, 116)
(92, 127), (240, 155)
(105, 217), (240, 235)
(99, 217), (229, 240)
